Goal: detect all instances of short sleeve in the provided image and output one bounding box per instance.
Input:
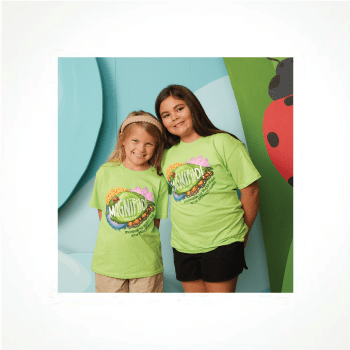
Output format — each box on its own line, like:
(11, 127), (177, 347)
(161, 152), (172, 195)
(155, 177), (169, 219)
(226, 142), (261, 189)
(89, 169), (103, 210)
(166, 181), (172, 195)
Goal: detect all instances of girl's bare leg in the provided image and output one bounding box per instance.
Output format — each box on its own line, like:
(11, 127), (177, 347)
(204, 276), (239, 293)
(181, 279), (207, 293)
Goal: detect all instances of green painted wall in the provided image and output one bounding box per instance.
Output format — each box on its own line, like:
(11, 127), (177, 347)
(282, 240), (293, 293)
(223, 57), (293, 292)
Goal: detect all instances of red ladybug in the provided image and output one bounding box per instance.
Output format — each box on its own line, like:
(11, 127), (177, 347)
(264, 57), (293, 187)
(263, 95), (293, 186)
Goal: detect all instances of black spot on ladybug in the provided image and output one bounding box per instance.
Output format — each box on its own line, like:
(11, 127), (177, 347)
(284, 96), (293, 106)
(267, 132), (279, 148)
(268, 58), (293, 100)
(288, 176), (293, 187)
(269, 75), (280, 90)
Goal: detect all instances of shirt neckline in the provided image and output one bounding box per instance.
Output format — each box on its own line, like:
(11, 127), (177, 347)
(179, 136), (204, 146)
(120, 162), (153, 173)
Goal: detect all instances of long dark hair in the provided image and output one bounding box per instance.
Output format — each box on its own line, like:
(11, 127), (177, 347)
(155, 84), (239, 147)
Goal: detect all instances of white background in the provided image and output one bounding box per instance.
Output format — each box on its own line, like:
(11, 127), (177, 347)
(2, 1), (350, 349)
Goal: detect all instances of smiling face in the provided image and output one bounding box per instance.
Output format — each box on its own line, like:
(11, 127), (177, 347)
(122, 124), (156, 171)
(159, 95), (200, 143)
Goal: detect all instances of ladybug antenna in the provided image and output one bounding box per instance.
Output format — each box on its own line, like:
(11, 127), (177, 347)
(267, 57), (280, 63)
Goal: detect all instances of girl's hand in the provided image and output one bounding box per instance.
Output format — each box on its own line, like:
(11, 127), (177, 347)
(98, 209), (102, 221)
(240, 181), (259, 248)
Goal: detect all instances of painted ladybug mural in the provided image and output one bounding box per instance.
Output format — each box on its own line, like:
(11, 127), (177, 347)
(263, 57), (293, 187)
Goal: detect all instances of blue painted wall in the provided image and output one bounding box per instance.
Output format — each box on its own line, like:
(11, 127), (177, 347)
(58, 58), (103, 209)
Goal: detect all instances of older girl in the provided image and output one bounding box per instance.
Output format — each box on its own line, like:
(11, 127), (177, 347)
(155, 85), (260, 293)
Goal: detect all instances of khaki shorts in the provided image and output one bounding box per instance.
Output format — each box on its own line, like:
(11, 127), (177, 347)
(95, 272), (163, 293)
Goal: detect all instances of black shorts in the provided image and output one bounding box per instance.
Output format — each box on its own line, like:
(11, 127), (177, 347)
(173, 241), (248, 283)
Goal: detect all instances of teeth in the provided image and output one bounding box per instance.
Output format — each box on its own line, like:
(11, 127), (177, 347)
(133, 152), (145, 158)
(175, 122), (184, 127)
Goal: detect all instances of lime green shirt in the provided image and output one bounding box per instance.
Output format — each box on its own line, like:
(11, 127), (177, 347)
(89, 162), (168, 279)
(161, 133), (261, 254)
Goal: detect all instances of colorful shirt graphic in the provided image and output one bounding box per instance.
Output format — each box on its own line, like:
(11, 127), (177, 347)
(161, 133), (261, 254)
(166, 156), (215, 203)
(105, 186), (155, 230)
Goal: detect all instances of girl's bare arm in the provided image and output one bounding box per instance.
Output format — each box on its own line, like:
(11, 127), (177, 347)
(240, 180), (259, 247)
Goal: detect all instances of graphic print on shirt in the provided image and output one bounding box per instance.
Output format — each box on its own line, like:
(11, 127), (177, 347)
(105, 186), (155, 232)
(166, 156), (215, 204)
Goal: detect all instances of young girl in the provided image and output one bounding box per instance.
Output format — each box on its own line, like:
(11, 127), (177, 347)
(155, 85), (261, 293)
(89, 111), (169, 293)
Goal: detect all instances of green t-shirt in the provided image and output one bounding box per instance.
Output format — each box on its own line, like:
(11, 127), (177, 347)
(161, 133), (261, 254)
(89, 162), (169, 279)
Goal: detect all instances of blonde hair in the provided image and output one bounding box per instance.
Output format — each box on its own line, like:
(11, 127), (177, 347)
(107, 111), (165, 175)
